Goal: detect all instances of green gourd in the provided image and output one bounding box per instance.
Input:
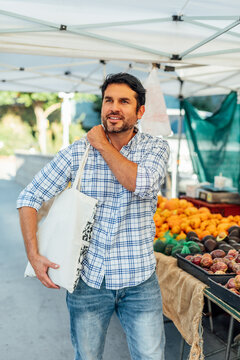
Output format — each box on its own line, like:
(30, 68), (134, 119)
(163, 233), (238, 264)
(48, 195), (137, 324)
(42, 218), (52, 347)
(153, 239), (166, 253)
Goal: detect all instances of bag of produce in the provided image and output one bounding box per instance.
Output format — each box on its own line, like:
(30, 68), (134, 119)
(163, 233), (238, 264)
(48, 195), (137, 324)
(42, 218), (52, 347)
(163, 231), (178, 256)
(171, 241), (201, 257)
(153, 231), (177, 255)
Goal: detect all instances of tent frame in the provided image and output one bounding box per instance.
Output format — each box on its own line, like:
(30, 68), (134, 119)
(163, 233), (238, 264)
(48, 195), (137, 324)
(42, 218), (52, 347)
(0, 9), (240, 63)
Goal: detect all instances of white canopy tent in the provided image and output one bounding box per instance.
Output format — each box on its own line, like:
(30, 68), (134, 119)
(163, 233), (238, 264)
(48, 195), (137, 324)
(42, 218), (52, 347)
(0, 0), (240, 97)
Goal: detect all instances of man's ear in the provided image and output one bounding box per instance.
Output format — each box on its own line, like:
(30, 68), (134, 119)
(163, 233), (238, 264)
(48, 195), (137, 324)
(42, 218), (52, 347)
(137, 105), (145, 120)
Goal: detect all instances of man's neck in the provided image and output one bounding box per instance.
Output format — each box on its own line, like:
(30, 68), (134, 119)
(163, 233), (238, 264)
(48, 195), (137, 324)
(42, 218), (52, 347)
(107, 128), (137, 151)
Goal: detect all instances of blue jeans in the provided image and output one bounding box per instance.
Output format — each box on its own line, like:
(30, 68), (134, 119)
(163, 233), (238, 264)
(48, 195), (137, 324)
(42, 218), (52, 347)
(66, 271), (165, 360)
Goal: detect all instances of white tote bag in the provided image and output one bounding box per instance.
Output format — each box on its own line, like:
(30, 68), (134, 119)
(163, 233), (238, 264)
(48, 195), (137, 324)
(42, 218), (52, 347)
(24, 144), (98, 293)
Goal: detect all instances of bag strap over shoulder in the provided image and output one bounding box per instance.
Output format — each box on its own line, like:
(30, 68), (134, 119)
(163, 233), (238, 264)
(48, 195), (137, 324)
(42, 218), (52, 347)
(72, 143), (90, 191)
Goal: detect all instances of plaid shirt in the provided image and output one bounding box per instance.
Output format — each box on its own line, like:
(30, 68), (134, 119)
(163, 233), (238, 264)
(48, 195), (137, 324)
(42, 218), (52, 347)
(17, 130), (169, 290)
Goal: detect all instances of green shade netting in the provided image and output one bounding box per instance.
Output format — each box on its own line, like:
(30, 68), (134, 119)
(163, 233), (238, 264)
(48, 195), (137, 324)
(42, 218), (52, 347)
(182, 92), (240, 192)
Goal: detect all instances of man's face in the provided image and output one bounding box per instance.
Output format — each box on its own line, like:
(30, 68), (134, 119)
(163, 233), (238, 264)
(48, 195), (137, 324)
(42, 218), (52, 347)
(101, 83), (144, 133)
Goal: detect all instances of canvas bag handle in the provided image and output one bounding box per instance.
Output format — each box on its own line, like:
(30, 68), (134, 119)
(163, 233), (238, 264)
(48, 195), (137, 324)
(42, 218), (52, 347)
(72, 143), (90, 191)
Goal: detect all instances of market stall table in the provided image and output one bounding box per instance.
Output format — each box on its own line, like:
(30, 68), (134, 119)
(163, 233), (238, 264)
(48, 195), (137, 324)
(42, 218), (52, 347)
(204, 288), (240, 360)
(155, 252), (240, 360)
(155, 252), (207, 360)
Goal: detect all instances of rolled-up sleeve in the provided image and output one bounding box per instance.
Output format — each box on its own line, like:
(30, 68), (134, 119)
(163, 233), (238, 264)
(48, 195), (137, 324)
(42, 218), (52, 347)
(16, 145), (73, 211)
(134, 138), (170, 198)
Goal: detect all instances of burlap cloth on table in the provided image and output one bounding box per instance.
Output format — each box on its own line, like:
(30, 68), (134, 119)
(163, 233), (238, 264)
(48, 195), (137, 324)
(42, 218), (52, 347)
(155, 252), (207, 360)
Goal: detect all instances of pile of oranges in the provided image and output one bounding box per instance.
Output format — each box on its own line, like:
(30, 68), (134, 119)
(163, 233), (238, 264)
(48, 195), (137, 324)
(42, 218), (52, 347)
(154, 196), (240, 242)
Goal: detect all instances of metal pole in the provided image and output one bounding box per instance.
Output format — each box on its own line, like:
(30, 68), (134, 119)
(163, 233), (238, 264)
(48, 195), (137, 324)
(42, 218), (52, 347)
(59, 92), (74, 149)
(179, 337), (185, 360)
(207, 298), (214, 333)
(175, 79), (184, 197)
(225, 316), (234, 360)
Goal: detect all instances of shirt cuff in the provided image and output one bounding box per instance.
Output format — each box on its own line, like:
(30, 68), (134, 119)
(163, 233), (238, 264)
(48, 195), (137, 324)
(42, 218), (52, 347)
(134, 165), (153, 198)
(16, 194), (42, 211)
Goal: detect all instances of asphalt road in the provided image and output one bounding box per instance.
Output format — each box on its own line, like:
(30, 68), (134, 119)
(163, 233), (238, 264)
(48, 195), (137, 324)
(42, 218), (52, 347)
(0, 171), (131, 360)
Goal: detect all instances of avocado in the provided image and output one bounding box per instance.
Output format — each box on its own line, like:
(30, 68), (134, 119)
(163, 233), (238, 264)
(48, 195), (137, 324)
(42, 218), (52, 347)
(164, 243), (175, 256)
(228, 226), (240, 237)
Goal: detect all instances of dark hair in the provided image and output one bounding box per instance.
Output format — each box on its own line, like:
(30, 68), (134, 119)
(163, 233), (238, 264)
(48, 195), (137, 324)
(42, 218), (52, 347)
(101, 72), (146, 111)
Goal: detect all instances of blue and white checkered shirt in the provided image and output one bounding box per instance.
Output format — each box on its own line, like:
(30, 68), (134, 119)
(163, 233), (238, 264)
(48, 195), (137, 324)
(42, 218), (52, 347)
(17, 130), (169, 290)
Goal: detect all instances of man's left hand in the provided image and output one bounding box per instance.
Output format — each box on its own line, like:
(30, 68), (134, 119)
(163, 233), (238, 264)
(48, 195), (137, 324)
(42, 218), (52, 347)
(87, 125), (109, 151)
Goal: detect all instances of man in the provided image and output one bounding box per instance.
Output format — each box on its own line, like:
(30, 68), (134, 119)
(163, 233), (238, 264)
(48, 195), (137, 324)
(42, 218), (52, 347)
(17, 73), (170, 360)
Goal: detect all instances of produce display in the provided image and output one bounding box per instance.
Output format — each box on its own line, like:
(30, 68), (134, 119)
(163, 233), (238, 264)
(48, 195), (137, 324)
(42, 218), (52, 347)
(154, 197), (240, 310)
(206, 275), (240, 312)
(224, 275), (240, 295)
(185, 249), (240, 275)
(153, 196), (240, 257)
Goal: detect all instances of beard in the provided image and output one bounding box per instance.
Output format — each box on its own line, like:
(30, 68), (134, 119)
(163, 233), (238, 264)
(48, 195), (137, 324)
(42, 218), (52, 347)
(102, 114), (136, 134)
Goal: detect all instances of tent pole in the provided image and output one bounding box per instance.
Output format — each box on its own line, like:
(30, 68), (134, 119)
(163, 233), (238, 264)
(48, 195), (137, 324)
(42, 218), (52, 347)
(175, 79), (184, 198)
(59, 92), (74, 149)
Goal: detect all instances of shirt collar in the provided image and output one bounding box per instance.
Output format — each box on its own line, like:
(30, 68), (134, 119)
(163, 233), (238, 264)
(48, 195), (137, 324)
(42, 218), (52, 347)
(120, 127), (140, 155)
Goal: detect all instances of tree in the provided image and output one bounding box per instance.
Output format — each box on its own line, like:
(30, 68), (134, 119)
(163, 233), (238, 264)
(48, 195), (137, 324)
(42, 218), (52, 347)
(0, 92), (61, 153)
(92, 95), (102, 115)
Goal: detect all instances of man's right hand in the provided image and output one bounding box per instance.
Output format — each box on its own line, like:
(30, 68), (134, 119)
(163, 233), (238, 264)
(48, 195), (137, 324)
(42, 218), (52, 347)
(30, 254), (60, 289)
(18, 207), (60, 290)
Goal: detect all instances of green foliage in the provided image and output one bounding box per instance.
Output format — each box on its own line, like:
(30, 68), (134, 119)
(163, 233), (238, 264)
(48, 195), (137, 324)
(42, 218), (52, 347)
(0, 104), (36, 129)
(0, 115), (86, 156)
(0, 91), (61, 132)
(0, 114), (38, 155)
(74, 93), (98, 103)
(46, 122), (63, 154)
(48, 108), (61, 124)
(30, 93), (60, 108)
(92, 95), (102, 114)
(69, 123), (86, 144)
(0, 92), (19, 106)
(15, 93), (33, 107)
(45, 122), (86, 154)
(0, 91), (60, 108)
(0, 91), (87, 155)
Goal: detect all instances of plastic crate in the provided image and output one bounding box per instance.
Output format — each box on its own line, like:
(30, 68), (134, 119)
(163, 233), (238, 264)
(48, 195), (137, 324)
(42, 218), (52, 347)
(176, 254), (234, 286)
(180, 196), (240, 217)
(208, 277), (240, 312)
